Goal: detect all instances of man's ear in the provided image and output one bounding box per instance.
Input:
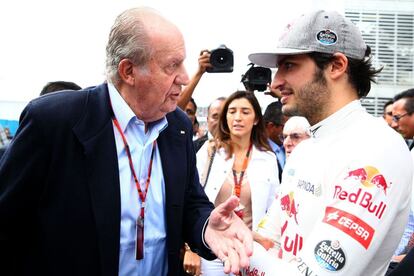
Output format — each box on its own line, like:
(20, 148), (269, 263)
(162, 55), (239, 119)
(328, 53), (348, 80)
(118, 59), (136, 86)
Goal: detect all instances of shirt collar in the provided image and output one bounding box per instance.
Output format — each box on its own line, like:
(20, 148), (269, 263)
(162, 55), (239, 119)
(107, 82), (168, 134)
(268, 138), (283, 152)
(310, 100), (363, 138)
(108, 83), (136, 133)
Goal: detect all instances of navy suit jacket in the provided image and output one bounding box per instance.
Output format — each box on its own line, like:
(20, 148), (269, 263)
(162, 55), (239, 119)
(0, 84), (215, 275)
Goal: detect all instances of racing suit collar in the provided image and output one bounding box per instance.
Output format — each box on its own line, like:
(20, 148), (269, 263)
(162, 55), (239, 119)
(309, 100), (364, 138)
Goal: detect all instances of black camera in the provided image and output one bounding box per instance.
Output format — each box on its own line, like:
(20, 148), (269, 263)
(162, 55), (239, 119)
(206, 45), (234, 73)
(241, 63), (272, 92)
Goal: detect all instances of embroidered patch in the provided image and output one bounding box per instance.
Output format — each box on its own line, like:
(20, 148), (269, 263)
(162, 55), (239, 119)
(316, 30), (337, 45)
(314, 240), (346, 271)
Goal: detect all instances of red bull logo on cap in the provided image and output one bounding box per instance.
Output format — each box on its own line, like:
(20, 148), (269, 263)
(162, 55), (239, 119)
(345, 166), (389, 195)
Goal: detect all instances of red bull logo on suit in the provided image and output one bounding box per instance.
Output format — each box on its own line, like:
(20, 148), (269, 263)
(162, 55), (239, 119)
(345, 166), (390, 195)
(280, 192), (299, 224)
(333, 186), (387, 219)
(333, 166), (389, 220)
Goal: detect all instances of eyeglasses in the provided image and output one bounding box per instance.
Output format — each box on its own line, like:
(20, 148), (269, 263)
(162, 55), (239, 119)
(279, 132), (308, 142)
(392, 113), (409, 122)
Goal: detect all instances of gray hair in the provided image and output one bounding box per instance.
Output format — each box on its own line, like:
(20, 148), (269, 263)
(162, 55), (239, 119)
(105, 7), (156, 85)
(283, 116), (311, 136)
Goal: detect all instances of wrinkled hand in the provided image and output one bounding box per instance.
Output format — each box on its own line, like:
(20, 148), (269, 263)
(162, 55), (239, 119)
(183, 249), (201, 276)
(205, 196), (253, 274)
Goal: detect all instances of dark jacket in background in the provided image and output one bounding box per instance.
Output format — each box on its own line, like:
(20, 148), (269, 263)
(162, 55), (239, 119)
(193, 133), (208, 153)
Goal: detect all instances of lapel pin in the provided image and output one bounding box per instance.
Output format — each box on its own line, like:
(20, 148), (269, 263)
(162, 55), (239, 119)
(180, 130), (185, 134)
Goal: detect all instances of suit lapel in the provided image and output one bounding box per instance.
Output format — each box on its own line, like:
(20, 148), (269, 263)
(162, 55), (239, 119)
(158, 112), (188, 203)
(73, 84), (121, 275)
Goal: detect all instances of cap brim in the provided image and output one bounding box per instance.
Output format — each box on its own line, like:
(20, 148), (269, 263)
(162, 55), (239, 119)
(248, 48), (313, 68)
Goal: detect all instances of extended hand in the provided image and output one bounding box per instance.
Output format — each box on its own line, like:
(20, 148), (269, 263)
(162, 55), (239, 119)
(204, 196), (253, 274)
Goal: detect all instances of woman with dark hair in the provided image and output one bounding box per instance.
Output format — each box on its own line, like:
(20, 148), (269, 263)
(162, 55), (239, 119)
(188, 91), (280, 275)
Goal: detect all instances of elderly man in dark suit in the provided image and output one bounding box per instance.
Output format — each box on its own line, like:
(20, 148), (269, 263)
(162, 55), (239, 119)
(0, 7), (252, 276)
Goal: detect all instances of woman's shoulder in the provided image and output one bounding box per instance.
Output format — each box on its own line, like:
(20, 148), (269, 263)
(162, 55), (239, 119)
(252, 145), (276, 159)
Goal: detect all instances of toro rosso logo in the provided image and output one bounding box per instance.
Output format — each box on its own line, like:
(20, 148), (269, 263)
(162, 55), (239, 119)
(345, 166), (389, 195)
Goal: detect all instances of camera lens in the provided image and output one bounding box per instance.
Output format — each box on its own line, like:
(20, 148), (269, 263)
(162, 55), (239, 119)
(241, 66), (271, 92)
(211, 49), (231, 67)
(207, 45), (234, 73)
(252, 68), (270, 82)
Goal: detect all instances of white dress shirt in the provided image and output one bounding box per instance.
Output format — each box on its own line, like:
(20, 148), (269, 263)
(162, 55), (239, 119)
(108, 83), (169, 275)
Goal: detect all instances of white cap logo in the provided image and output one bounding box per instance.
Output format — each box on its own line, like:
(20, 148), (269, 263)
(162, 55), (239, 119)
(316, 30), (337, 45)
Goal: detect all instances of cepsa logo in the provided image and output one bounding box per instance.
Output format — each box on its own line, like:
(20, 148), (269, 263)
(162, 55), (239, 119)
(323, 206), (375, 249)
(333, 166), (389, 220)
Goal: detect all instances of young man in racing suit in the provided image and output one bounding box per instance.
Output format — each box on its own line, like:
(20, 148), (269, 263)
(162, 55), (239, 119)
(246, 10), (413, 276)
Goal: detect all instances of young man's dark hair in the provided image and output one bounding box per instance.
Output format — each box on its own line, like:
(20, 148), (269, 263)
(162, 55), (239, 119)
(40, 81), (82, 96)
(308, 46), (382, 98)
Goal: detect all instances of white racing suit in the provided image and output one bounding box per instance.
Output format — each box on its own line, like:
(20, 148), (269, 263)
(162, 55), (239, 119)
(245, 101), (413, 276)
